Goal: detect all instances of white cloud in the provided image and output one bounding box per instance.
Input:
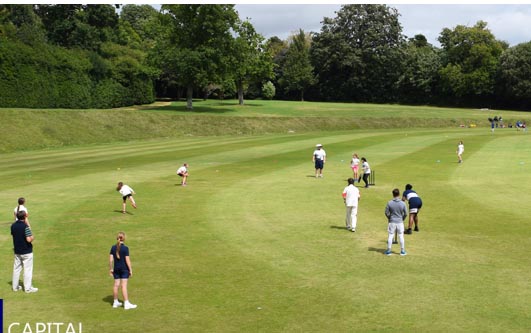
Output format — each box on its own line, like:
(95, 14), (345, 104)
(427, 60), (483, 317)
(236, 4), (341, 39)
(236, 4), (531, 46)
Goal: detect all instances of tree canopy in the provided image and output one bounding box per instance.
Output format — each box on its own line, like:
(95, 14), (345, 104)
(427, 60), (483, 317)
(1, 4), (531, 110)
(311, 4), (405, 102)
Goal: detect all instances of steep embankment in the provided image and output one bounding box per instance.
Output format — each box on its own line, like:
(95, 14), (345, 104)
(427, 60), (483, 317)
(0, 106), (477, 153)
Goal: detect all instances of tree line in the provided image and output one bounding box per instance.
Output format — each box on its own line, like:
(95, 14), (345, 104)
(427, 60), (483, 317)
(1, 4), (530, 110)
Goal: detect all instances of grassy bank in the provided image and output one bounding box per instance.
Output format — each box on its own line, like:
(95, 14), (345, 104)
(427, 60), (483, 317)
(1, 99), (529, 153)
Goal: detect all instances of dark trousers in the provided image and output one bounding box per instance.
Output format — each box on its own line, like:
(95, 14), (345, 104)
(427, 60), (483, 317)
(363, 173), (370, 187)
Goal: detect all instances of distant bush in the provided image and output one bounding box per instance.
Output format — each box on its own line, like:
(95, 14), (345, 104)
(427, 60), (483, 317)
(262, 81), (275, 100)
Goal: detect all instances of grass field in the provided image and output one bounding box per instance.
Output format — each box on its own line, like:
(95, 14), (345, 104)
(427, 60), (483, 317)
(3, 99), (531, 153)
(1, 122), (530, 332)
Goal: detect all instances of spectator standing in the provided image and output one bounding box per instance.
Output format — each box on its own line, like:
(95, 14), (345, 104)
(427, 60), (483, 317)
(342, 178), (361, 232)
(11, 210), (38, 292)
(384, 188), (408, 256)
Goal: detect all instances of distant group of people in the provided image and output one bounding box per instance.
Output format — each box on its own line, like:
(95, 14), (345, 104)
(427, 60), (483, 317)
(488, 116), (529, 132)
(488, 116), (504, 131)
(515, 120), (527, 131)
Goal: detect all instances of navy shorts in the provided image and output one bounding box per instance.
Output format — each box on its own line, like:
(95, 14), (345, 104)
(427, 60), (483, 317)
(122, 194), (132, 201)
(409, 197), (423, 213)
(315, 160), (324, 169)
(113, 269), (130, 279)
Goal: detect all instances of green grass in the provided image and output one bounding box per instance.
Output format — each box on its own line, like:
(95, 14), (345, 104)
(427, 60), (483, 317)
(2, 99), (531, 153)
(1, 126), (531, 332)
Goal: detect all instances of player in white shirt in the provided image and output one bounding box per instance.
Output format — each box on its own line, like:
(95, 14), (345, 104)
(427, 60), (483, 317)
(176, 163), (189, 186)
(342, 178), (361, 232)
(14, 197), (31, 228)
(457, 141), (464, 163)
(116, 182), (137, 214)
(312, 144), (326, 178)
(361, 157), (371, 188)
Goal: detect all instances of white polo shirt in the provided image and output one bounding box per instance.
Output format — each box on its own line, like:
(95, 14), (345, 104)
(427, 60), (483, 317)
(362, 161), (371, 174)
(119, 185), (134, 196)
(342, 184), (360, 207)
(177, 166), (188, 174)
(313, 149), (326, 161)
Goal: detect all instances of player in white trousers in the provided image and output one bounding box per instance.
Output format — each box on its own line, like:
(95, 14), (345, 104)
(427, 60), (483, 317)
(342, 178), (361, 232)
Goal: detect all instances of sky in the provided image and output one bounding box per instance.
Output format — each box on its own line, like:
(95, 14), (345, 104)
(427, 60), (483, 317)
(234, 4), (531, 47)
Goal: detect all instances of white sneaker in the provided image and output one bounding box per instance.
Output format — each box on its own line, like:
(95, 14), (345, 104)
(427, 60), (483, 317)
(112, 301), (123, 308)
(13, 286), (22, 292)
(25, 287), (38, 293)
(124, 302), (137, 310)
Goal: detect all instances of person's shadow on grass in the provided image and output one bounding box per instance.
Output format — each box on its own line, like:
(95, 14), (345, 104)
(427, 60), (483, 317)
(368, 247), (388, 254)
(102, 295), (114, 307)
(113, 210), (133, 215)
(329, 226), (350, 231)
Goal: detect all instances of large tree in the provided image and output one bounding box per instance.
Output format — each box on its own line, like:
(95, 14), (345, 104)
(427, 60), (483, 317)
(230, 20), (274, 105)
(119, 4), (159, 48)
(497, 42), (531, 109)
(0, 4), (46, 45)
(158, 4), (238, 110)
(265, 36), (288, 99)
(438, 21), (506, 105)
(311, 4), (405, 102)
(398, 34), (442, 104)
(35, 4), (119, 50)
(280, 29), (315, 101)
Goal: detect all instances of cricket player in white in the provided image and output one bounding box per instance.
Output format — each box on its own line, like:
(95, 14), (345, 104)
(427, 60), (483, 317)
(457, 141), (464, 163)
(116, 182), (137, 214)
(385, 188), (407, 256)
(312, 144), (326, 178)
(342, 178), (360, 232)
(176, 163), (189, 186)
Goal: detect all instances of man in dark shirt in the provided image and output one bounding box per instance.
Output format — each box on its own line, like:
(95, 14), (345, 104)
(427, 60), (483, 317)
(11, 210), (38, 293)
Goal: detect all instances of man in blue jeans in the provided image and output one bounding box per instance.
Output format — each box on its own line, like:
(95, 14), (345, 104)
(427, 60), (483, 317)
(11, 210), (38, 293)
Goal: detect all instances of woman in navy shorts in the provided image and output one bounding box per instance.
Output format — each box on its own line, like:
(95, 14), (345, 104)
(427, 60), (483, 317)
(109, 232), (137, 310)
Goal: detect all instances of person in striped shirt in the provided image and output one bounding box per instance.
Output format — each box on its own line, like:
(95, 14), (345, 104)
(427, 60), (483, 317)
(11, 210), (38, 293)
